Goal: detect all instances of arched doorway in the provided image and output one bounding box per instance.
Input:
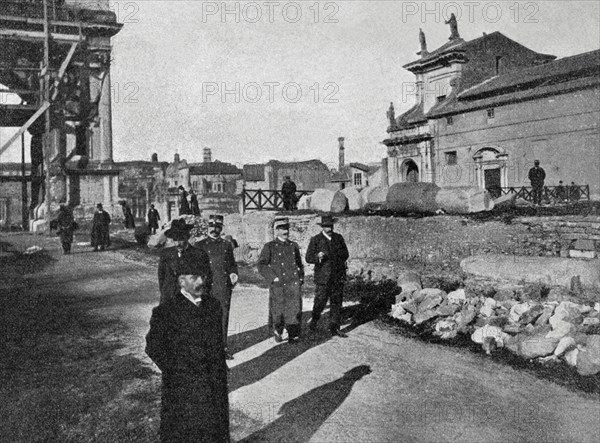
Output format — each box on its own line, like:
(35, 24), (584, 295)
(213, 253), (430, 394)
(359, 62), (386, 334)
(402, 159), (420, 182)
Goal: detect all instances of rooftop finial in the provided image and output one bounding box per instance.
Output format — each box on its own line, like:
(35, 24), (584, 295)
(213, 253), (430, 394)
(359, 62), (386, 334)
(419, 28), (428, 56)
(445, 13), (460, 40)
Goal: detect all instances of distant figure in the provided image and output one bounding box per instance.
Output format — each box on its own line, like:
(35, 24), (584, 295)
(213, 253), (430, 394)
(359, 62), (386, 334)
(91, 203), (111, 252)
(387, 102), (396, 127)
(178, 186), (190, 215)
(55, 204), (77, 255)
(569, 181), (581, 202)
(257, 217), (304, 343)
(189, 189), (200, 216)
(148, 204), (161, 234)
(122, 202), (136, 229)
(445, 13), (460, 40)
(555, 180), (566, 203)
(281, 176), (297, 211)
(528, 160), (546, 205)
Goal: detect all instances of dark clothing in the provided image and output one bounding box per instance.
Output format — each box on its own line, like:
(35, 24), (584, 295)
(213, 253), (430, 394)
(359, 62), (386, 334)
(281, 180), (297, 211)
(305, 232), (349, 332)
(123, 206), (136, 229)
(556, 185), (566, 202)
(148, 208), (161, 233)
(179, 191), (190, 216)
(197, 236), (238, 345)
(569, 184), (581, 202)
(257, 239), (304, 338)
(528, 166), (546, 205)
(145, 292), (230, 443)
(56, 209), (76, 254)
(90, 209), (111, 250)
(158, 246), (212, 305)
(190, 194), (200, 216)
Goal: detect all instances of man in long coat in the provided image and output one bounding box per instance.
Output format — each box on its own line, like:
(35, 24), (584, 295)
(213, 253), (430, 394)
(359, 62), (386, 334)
(197, 215), (238, 359)
(281, 176), (297, 211)
(55, 204), (76, 254)
(146, 258), (230, 443)
(189, 190), (200, 216)
(257, 217), (304, 343)
(305, 215), (350, 337)
(528, 160), (546, 205)
(178, 186), (190, 215)
(90, 203), (111, 251)
(148, 204), (161, 234)
(158, 219), (212, 305)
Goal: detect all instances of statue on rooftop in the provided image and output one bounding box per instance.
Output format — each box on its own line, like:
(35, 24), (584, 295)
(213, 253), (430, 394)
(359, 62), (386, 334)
(445, 13), (460, 40)
(386, 102), (396, 127)
(419, 28), (428, 54)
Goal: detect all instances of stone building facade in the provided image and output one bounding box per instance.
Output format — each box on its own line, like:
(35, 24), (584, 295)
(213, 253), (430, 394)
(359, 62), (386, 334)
(384, 27), (600, 200)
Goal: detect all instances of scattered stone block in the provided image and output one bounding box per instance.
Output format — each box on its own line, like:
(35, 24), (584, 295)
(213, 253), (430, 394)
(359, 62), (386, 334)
(517, 335), (560, 359)
(564, 348), (579, 367)
(386, 182), (440, 213)
(447, 289), (466, 305)
(341, 188), (361, 211)
(480, 297), (497, 317)
(577, 335), (600, 376)
(569, 250), (596, 259)
(573, 239), (596, 251)
(435, 186), (495, 214)
(554, 336), (577, 356)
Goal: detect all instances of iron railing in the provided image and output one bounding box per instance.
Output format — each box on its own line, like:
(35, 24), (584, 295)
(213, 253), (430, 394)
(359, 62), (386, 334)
(497, 185), (590, 203)
(242, 189), (313, 211)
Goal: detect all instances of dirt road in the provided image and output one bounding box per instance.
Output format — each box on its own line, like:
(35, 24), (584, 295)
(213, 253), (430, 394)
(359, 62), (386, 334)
(1, 233), (599, 442)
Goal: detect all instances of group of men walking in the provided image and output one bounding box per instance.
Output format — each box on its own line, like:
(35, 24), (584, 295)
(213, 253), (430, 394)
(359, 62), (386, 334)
(145, 213), (350, 442)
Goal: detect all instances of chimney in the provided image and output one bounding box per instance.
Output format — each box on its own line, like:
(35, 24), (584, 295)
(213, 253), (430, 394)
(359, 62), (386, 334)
(203, 147), (212, 163)
(151, 153), (158, 162)
(338, 137), (345, 170)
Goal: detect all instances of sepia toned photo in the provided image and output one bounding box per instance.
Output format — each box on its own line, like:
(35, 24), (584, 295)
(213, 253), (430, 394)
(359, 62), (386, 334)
(1, 1), (599, 441)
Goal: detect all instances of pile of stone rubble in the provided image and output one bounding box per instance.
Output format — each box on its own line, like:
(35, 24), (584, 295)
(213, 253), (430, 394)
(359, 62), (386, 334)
(390, 273), (600, 376)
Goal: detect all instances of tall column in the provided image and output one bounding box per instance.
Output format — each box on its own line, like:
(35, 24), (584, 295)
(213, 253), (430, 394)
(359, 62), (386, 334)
(99, 71), (113, 164)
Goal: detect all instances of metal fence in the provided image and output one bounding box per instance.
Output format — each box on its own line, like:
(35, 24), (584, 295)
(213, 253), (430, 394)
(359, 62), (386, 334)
(242, 189), (313, 211)
(498, 185), (589, 204)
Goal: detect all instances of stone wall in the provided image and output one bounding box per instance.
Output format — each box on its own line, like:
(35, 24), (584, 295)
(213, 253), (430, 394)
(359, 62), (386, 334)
(514, 216), (600, 259)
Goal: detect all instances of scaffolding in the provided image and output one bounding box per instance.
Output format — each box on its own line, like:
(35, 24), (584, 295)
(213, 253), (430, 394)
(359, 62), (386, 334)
(0, 0), (122, 229)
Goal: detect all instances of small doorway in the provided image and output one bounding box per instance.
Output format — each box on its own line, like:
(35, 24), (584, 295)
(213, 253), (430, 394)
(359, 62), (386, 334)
(402, 160), (420, 182)
(484, 168), (502, 198)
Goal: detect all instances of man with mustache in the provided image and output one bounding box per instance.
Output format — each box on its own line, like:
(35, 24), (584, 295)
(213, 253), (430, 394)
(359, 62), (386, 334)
(197, 215), (238, 360)
(146, 258), (230, 442)
(257, 217), (304, 343)
(158, 218), (212, 305)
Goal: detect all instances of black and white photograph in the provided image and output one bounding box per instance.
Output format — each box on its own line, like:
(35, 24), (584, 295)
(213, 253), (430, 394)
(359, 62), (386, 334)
(1, 0), (599, 441)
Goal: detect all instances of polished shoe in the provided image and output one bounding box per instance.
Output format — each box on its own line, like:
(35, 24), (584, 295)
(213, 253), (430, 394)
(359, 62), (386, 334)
(331, 330), (348, 338)
(288, 336), (300, 344)
(307, 318), (318, 331)
(273, 331), (283, 343)
(225, 349), (234, 360)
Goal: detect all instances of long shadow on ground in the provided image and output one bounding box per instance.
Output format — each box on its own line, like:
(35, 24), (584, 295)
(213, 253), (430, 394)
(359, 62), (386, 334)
(240, 365), (372, 443)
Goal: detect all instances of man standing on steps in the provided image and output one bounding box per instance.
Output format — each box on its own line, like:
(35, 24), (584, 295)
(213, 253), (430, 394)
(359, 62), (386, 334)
(197, 215), (238, 360)
(258, 216), (304, 343)
(528, 160), (546, 206)
(158, 219), (212, 305)
(305, 215), (350, 338)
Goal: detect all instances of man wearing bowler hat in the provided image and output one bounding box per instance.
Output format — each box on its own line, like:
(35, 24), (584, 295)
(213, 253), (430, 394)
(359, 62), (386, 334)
(158, 218), (212, 305)
(146, 257), (229, 442)
(306, 215), (349, 337)
(258, 216), (304, 343)
(197, 215), (239, 359)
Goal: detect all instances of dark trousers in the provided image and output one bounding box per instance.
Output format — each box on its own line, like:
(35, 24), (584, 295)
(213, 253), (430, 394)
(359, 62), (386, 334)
(220, 297), (231, 348)
(532, 184), (544, 205)
(312, 280), (344, 332)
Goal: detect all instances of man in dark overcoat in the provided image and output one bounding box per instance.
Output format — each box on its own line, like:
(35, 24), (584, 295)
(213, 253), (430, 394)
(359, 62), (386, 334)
(146, 258), (230, 443)
(158, 219), (212, 305)
(257, 216), (304, 343)
(55, 204), (76, 254)
(148, 204), (161, 234)
(90, 203), (111, 251)
(189, 190), (200, 216)
(281, 176), (297, 211)
(305, 215), (350, 337)
(528, 160), (546, 205)
(197, 214), (238, 359)
(178, 186), (190, 215)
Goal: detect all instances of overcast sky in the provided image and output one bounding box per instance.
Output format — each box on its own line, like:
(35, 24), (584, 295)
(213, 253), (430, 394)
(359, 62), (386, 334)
(1, 1), (599, 169)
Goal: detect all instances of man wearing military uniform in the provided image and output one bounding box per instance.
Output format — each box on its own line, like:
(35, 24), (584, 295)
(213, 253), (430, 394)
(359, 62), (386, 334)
(197, 215), (239, 360)
(158, 219), (212, 305)
(257, 217), (304, 343)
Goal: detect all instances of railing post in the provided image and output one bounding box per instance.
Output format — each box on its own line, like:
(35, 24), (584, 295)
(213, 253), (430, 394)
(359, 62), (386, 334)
(258, 189), (262, 210)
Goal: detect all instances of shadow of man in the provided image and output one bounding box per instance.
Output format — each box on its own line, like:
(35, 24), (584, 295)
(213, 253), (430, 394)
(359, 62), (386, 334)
(240, 365), (372, 443)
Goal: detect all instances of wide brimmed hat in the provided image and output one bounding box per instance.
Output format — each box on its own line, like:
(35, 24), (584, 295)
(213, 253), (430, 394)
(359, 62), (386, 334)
(175, 259), (210, 277)
(165, 218), (194, 240)
(274, 216), (290, 229)
(317, 215), (337, 227)
(208, 214), (224, 227)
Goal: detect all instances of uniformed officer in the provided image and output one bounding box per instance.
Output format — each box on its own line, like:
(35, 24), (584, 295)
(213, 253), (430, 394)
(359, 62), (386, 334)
(197, 214), (239, 360)
(257, 217), (304, 343)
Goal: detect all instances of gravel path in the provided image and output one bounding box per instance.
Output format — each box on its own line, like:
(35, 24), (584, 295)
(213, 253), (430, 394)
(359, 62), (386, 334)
(2, 233), (599, 442)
